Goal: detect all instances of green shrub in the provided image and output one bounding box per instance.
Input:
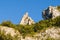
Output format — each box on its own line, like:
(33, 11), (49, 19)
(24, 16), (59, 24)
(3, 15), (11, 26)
(0, 16), (60, 37)
(57, 6), (60, 11)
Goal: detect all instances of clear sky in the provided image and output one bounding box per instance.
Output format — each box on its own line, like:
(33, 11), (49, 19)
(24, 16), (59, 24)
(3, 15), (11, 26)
(0, 0), (60, 24)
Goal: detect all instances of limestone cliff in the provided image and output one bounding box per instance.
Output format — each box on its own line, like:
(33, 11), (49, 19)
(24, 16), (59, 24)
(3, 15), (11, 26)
(20, 12), (35, 25)
(42, 6), (60, 19)
(0, 6), (60, 40)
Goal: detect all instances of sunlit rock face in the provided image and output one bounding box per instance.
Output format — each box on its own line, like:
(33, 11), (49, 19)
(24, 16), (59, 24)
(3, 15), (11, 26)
(42, 6), (60, 19)
(21, 27), (60, 40)
(0, 26), (21, 40)
(0, 26), (60, 40)
(20, 12), (35, 25)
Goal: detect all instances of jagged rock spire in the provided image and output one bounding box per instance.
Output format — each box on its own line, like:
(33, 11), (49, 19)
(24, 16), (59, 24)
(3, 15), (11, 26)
(25, 12), (28, 16)
(20, 12), (35, 25)
(42, 6), (60, 19)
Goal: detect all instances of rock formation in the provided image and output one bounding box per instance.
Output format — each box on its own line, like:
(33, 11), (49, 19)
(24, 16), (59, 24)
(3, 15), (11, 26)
(20, 12), (35, 25)
(1, 26), (60, 40)
(0, 26), (21, 40)
(42, 6), (60, 19)
(21, 27), (60, 40)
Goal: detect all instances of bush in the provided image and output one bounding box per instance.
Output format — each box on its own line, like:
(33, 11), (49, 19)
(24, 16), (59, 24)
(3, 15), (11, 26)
(0, 16), (60, 37)
(57, 6), (60, 11)
(1, 21), (16, 28)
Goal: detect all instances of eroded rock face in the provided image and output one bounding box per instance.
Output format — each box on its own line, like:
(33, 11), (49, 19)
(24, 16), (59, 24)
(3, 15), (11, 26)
(0, 26), (60, 40)
(20, 12), (35, 25)
(42, 6), (60, 19)
(0, 26), (21, 40)
(21, 27), (60, 40)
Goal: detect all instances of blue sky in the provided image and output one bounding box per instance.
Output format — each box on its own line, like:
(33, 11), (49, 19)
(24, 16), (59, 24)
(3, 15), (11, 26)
(0, 0), (60, 24)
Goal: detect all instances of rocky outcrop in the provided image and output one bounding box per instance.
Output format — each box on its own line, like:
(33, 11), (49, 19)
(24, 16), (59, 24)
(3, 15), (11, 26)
(21, 27), (60, 40)
(0, 26), (21, 40)
(20, 12), (35, 25)
(42, 6), (60, 19)
(0, 26), (60, 40)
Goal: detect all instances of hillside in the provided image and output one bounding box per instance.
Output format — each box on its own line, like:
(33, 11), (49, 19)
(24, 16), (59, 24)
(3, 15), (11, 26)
(0, 6), (60, 40)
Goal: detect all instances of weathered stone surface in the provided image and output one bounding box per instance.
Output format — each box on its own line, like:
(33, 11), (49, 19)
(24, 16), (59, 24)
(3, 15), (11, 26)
(21, 27), (60, 40)
(20, 12), (35, 25)
(42, 6), (60, 19)
(0, 26), (60, 40)
(0, 26), (21, 40)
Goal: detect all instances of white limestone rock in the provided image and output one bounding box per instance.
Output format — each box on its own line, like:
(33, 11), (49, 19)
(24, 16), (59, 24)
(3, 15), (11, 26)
(42, 6), (60, 19)
(21, 27), (60, 40)
(20, 12), (35, 25)
(0, 26), (60, 40)
(0, 26), (21, 40)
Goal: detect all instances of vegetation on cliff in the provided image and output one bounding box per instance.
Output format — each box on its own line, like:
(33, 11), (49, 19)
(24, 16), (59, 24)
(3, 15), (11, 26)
(0, 16), (60, 35)
(0, 6), (60, 40)
(0, 16), (60, 40)
(57, 6), (60, 11)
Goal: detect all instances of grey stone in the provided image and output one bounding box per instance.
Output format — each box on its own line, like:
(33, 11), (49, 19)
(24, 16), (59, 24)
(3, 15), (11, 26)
(42, 6), (60, 19)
